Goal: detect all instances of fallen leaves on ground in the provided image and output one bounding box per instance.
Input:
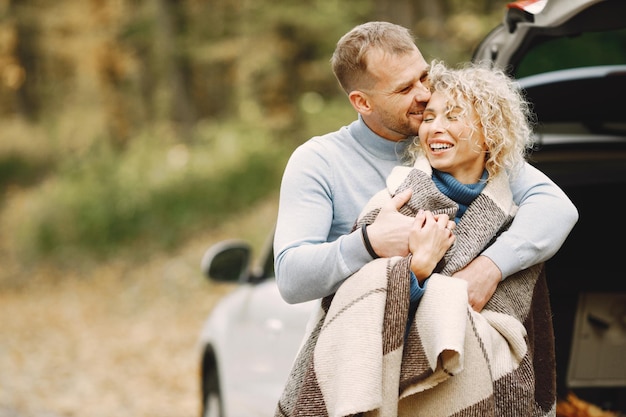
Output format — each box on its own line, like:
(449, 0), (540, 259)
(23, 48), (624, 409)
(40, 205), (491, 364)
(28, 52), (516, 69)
(557, 392), (621, 417)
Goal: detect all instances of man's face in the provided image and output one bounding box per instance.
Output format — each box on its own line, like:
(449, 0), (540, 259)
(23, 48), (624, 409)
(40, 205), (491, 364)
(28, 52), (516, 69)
(357, 46), (431, 142)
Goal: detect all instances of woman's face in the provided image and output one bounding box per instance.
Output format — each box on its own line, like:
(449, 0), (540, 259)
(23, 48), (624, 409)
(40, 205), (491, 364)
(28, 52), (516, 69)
(418, 91), (487, 184)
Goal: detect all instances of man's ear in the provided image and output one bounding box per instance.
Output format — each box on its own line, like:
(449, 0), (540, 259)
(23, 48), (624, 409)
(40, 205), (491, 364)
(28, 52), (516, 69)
(348, 90), (372, 115)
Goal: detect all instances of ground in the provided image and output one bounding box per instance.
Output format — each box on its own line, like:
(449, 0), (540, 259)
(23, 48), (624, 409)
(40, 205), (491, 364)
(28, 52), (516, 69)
(0, 196), (277, 417)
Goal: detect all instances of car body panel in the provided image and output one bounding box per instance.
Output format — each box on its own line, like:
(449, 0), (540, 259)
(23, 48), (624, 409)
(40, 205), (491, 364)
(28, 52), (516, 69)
(472, 0), (626, 76)
(199, 280), (315, 416)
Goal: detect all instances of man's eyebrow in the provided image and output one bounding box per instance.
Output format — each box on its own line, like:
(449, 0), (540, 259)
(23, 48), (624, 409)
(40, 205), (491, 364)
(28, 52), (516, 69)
(389, 66), (430, 93)
(392, 81), (413, 92)
(392, 77), (422, 92)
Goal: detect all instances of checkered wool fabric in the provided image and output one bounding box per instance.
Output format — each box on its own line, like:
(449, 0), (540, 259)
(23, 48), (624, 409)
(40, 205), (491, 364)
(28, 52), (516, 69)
(275, 158), (557, 417)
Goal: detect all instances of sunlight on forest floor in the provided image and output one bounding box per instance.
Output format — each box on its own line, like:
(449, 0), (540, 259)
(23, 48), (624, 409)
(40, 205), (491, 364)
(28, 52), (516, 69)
(0, 196), (278, 417)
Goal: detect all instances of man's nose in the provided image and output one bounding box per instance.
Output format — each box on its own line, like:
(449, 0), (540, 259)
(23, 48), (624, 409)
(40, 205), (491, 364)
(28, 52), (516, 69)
(414, 84), (431, 102)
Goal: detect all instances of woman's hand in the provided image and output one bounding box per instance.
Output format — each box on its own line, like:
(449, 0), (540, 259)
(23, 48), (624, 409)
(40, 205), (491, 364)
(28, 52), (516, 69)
(409, 210), (455, 283)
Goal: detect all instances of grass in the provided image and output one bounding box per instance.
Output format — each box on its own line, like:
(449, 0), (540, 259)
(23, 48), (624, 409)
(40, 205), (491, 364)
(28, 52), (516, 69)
(0, 96), (356, 271)
(0, 96), (351, 416)
(0, 119), (292, 272)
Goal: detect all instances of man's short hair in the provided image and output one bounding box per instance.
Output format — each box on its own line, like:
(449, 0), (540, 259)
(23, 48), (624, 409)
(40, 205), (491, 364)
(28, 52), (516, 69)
(331, 21), (417, 94)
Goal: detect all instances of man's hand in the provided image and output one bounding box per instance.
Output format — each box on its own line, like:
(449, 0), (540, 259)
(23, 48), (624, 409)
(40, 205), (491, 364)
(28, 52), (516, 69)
(452, 255), (502, 312)
(366, 189), (457, 259)
(366, 189), (415, 258)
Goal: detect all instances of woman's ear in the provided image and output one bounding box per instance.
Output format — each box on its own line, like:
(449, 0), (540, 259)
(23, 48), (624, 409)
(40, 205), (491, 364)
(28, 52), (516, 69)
(348, 90), (373, 115)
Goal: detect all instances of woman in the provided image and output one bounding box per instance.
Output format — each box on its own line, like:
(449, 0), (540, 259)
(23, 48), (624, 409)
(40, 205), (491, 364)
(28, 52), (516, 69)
(276, 61), (562, 417)
(406, 59), (533, 283)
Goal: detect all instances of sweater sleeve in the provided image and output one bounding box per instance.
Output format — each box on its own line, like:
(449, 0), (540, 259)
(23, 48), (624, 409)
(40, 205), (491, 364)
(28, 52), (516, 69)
(481, 162), (579, 279)
(273, 142), (373, 304)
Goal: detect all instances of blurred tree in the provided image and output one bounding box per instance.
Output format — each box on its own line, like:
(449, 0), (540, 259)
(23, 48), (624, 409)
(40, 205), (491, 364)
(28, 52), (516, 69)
(0, 0), (511, 264)
(0, 0), (506, 145)
(154, 0), (197, 138)
(1, 0), (37, 120)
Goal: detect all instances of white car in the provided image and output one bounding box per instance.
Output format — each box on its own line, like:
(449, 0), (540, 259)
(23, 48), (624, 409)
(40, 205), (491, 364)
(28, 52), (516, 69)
(199, 237), (316, 417)
(199, 0), (626, 416)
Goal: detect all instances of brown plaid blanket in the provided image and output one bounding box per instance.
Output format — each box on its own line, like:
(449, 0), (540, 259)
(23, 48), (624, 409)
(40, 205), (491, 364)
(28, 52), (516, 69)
(275, 158), (557, 417)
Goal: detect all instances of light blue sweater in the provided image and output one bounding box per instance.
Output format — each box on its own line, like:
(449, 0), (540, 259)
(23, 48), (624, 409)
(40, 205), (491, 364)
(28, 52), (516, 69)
(274, 116), (578, 304)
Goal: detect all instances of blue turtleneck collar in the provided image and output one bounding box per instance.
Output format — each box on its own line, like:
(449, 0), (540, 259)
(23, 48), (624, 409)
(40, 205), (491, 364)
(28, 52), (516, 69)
(432, 169), (488, 222)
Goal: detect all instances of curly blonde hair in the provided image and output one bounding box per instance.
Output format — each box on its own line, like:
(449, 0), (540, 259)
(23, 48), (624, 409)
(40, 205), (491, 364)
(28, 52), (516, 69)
(408, 60), (535, 180)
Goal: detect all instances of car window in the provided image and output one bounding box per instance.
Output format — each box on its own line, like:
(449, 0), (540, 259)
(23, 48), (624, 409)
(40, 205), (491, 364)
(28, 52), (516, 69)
(515, 27), (626, 78)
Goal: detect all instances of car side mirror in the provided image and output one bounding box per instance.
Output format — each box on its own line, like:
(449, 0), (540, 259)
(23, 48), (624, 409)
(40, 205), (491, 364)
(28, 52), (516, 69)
(201, 240), (252, 283)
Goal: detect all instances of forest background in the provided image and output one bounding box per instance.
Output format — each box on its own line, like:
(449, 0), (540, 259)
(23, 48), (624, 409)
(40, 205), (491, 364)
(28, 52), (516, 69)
(0, 1), (509, 416)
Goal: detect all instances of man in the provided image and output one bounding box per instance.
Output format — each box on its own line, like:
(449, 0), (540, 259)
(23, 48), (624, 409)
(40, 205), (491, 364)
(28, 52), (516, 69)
(273, 21), (578, 310)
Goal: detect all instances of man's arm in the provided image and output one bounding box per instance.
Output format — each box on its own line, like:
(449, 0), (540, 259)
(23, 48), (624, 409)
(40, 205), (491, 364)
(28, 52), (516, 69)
(453, 162), (579, 311)
(273, 146), (354, 304)
(274, 169), (414, 304)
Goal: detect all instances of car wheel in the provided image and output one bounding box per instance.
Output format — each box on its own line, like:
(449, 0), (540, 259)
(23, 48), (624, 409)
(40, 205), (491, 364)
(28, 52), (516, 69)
(201, 348), (223, 417)
(203, 387), (222, 417)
